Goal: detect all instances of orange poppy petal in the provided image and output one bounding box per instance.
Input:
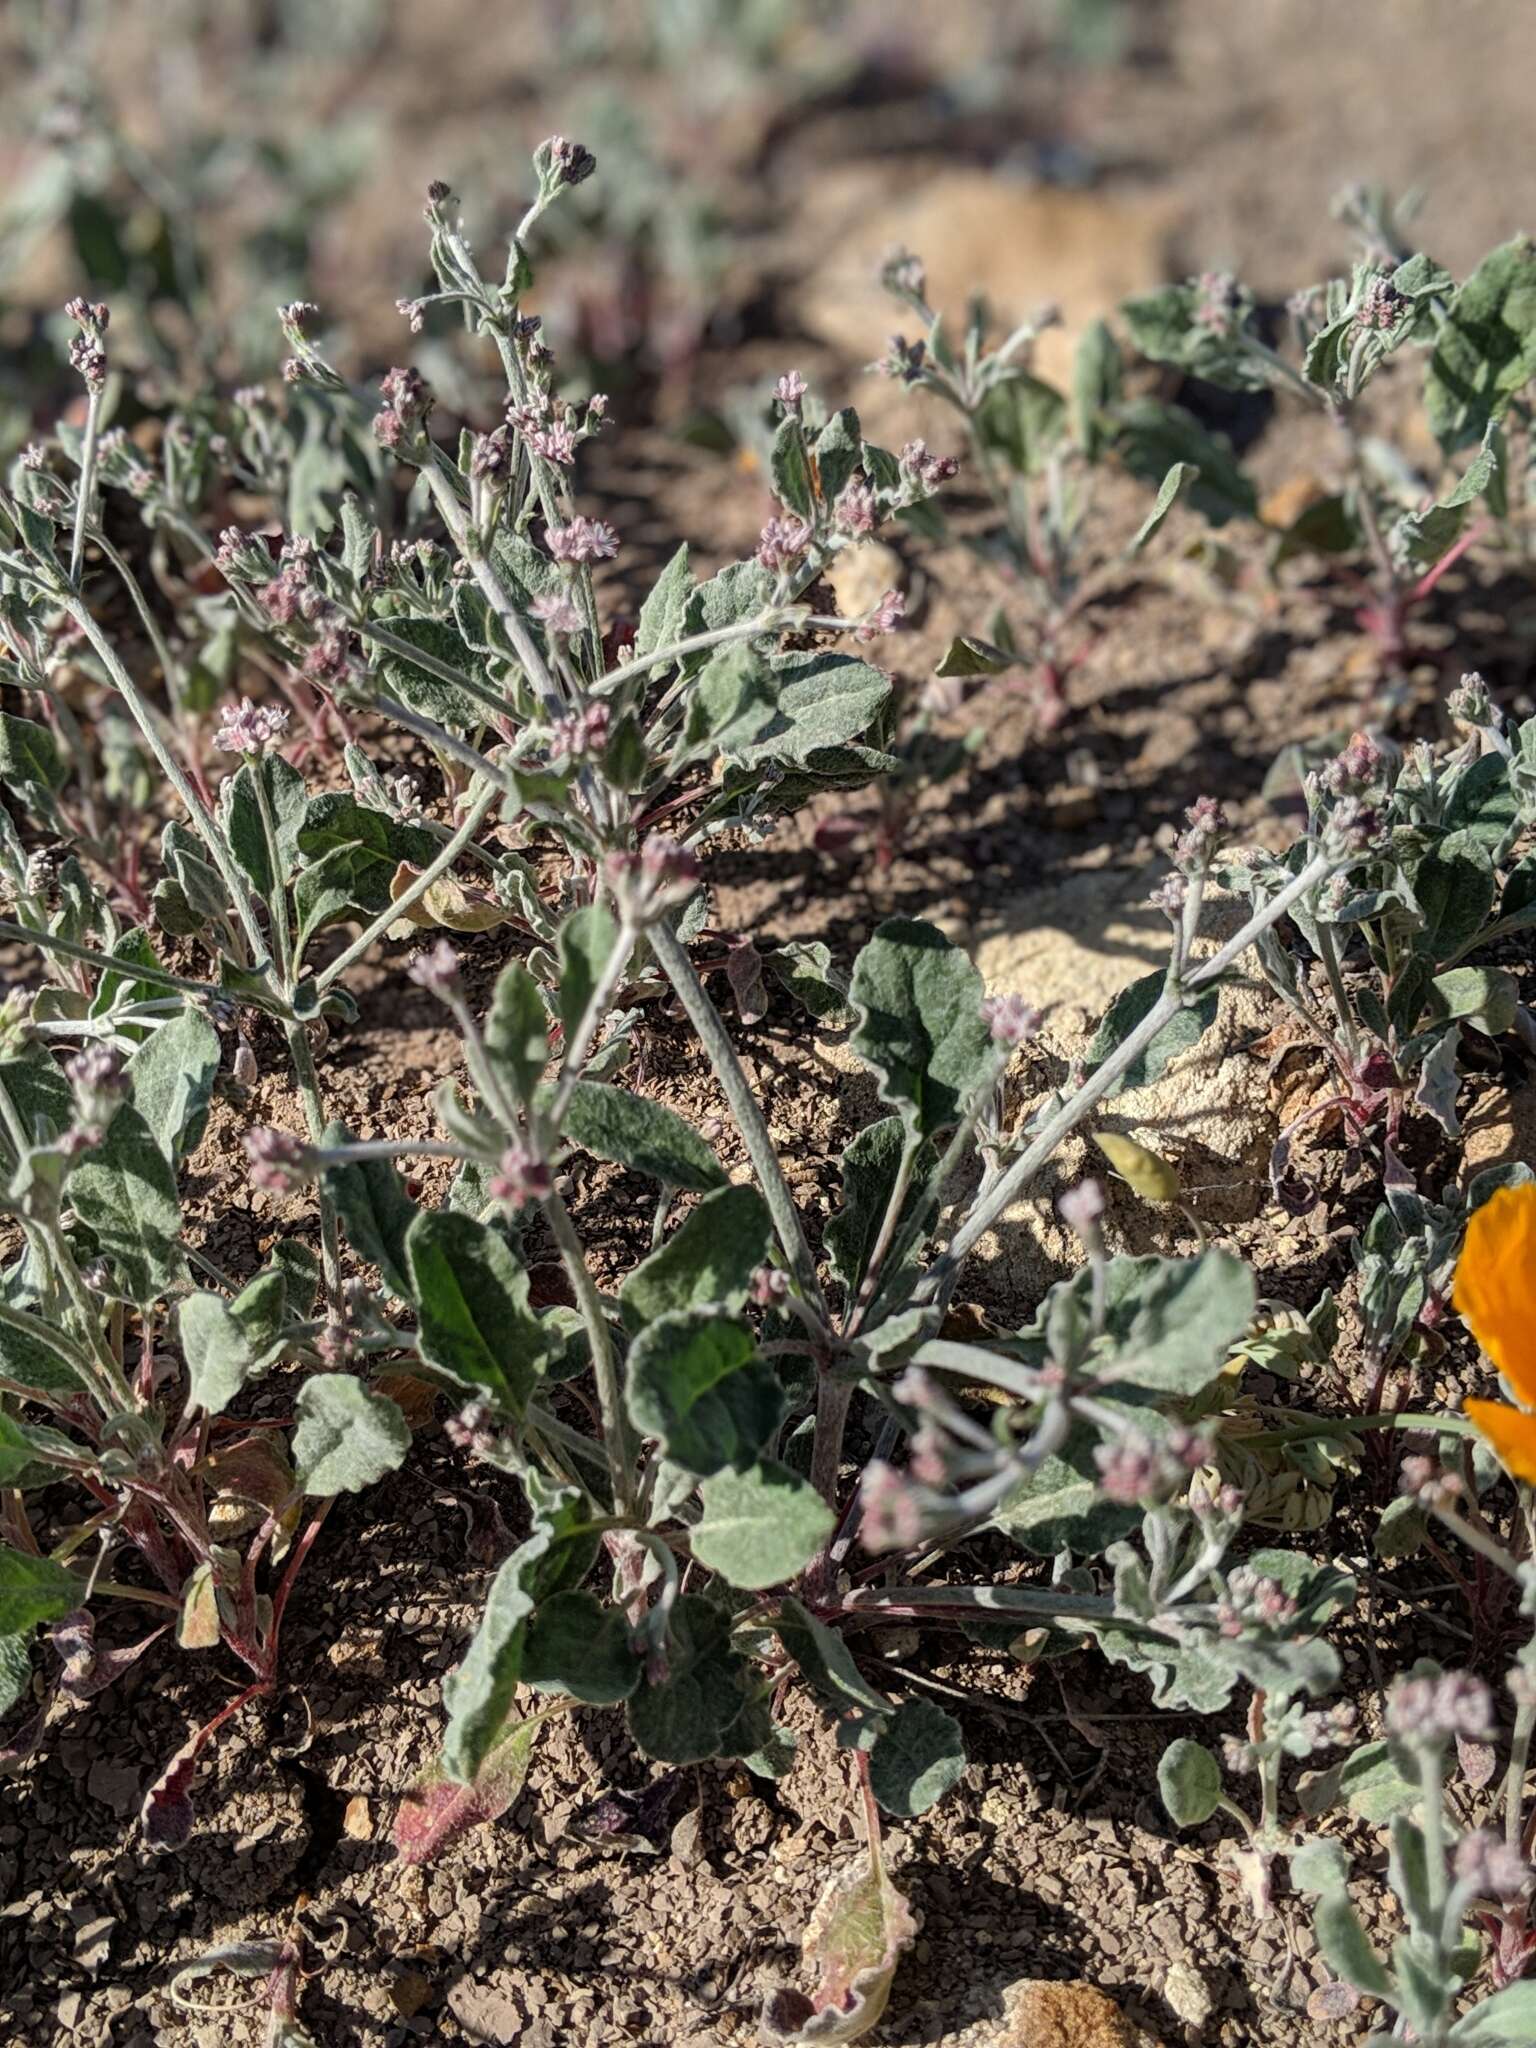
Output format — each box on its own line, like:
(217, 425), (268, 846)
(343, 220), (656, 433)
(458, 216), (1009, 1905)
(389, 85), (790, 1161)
(1465, 1399), (1536, 1485)
(1454, 1182), (1536, 1406)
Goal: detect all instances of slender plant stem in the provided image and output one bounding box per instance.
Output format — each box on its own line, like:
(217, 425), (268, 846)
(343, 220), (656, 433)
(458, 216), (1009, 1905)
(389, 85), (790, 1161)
(68, 386), (103, 589)
(647, 918), (824, 1312)
(61, 596), (269, 961)
(0, 920), (232, 1004)
(541, 1188), (636, 1514)
(314, 777), (501, 992)
(283, 1021), (342, 1312)
(422, 464), (562, 714)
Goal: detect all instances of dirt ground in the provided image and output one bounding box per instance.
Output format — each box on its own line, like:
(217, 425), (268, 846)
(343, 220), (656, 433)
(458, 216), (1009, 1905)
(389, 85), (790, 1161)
(5, 4), (1536, 2045)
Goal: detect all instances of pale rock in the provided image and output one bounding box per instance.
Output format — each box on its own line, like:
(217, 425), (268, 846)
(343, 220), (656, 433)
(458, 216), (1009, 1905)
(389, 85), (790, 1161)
(794, 168), (1179, 439)
(968, 869), (1276, 1327)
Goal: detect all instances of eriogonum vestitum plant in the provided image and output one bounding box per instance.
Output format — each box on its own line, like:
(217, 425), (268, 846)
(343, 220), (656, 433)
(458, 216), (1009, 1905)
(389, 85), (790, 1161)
(4, 133), (1536, 2044)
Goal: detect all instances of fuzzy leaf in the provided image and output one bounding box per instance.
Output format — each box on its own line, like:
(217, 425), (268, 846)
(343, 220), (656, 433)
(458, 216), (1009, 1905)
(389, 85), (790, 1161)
(394, 1712), (542, 1867)
(1114, 398), (1257, 524)
(1412, 830), (1495, 963)
(761, 1838), (917, 2044)
(0, 713), (65, 803)
(291, 1374), (410, 1496)
(766, 941), (850, 1022)
(1426, 236), (1536, 452)
(1158, 1738), (1223, 1827)
(625, 1594), (756, 1764)
(774, 1597), (891, 1728)
(738, 652), (892, 768)
(485, 960), (549, 1107)
(439, 1482), (593, 1782)
(693, 1460), (834, 1589)
(771, 415), (815, 518)
(625, 1310), (784, 1477)
(850, 920), (992, 1140)
(225, 754), (306, 900)
(556, 904), (618, 1050)
(373, 614), (483, 728)
(0, 1631), (31, 1716)
(867, 1697), (965, 1816)
(1298, 1739), (1420, 1825)
(559, 1081), (726, 1192)
(1086, 970), (1219, 1093)
(68, 1102), (183, 1306)
(126, 1007), (221, 1165)
(179, 1292), (258, 1417)
(1129, 462), (1198, 553)
(406, 1210), (547, 1416)
(991, 1433), (1139, 1556)
(521, 1591), (642, 1703)
(323, 1124), (418, 1299)
(1443, 749), (1519, 851)
(1448, 1983), (1536, 2045)
(620, 1184), (773, 1333)
(635, 542), (693, 660)
(1392, 434), (1498, 568)
(932, 634), (1014, 679)
(977, 374), (1066, 477)
(0, 1311), (83, 1393)
(0, 1546), (77, 1634)
(825, 1116), (937, 1298)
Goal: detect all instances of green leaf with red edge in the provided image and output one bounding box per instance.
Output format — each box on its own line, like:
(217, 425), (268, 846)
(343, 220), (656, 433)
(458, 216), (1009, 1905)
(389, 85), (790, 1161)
(394, 1710), (545, 1867)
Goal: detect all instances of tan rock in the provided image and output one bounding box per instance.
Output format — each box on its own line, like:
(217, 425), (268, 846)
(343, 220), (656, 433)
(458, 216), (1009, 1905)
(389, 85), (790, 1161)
(962, 1976), (1161, 2047)
(968, 870), (1276, 1326)
(795, 168), (1179, 420)
(1459, 1084), (1536, 1185)
(826, 541), (904, 623)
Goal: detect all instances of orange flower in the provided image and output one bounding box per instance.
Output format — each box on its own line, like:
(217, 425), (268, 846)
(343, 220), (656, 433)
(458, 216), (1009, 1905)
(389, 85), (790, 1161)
(1455, 1181), (1536, 1483)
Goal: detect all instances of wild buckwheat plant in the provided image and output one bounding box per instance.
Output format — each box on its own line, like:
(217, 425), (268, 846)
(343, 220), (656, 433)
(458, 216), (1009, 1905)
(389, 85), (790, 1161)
(3, 141), (1536, 2044)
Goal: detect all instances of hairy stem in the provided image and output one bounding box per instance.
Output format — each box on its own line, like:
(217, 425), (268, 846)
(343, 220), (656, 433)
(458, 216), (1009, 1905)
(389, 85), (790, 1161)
(647, 918), (824, 1312)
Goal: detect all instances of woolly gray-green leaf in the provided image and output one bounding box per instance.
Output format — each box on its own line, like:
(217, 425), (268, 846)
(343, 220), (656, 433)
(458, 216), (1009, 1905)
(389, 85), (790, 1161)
(991, 1433), (1140, 1556)
(620, 1184), (773, 1334)
(291, 1374), (410, 1497)
(1129, 461), (1198, 553)
(625, 1310), (784, 1477)
(1086, 969), (1219, 1093)
(739, 652), (892, 768)
(373, 613), (483, 729)
(68, 1102), (183, 1306)
(406, 1210), (547, 1417)
(0, 1545), (77, 1634)
(692, 1460), (834, 1589)
(625, 1595), (756, 1765)
(559, 1081), (726, 1193)
(1158, 1738), (1223, 1827)
(1114, 398), (1257, 524)
(521, 1591), (642, 1703)
(556, 903), (618, 1050)
(850, 920), (993, 1140)
(1426, 236), (1536, 453)
(635, 542), (693, 659)
(0, 1631), (31, 1716)
(485, 960), (549, 1108)
(179, 1291), (258, 1417)
(825, 1115), (937, 1297)
(127, 1007), (221, 1165)
(867, 1698), (966, 1816)
(324, 1122), (419, 1299)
